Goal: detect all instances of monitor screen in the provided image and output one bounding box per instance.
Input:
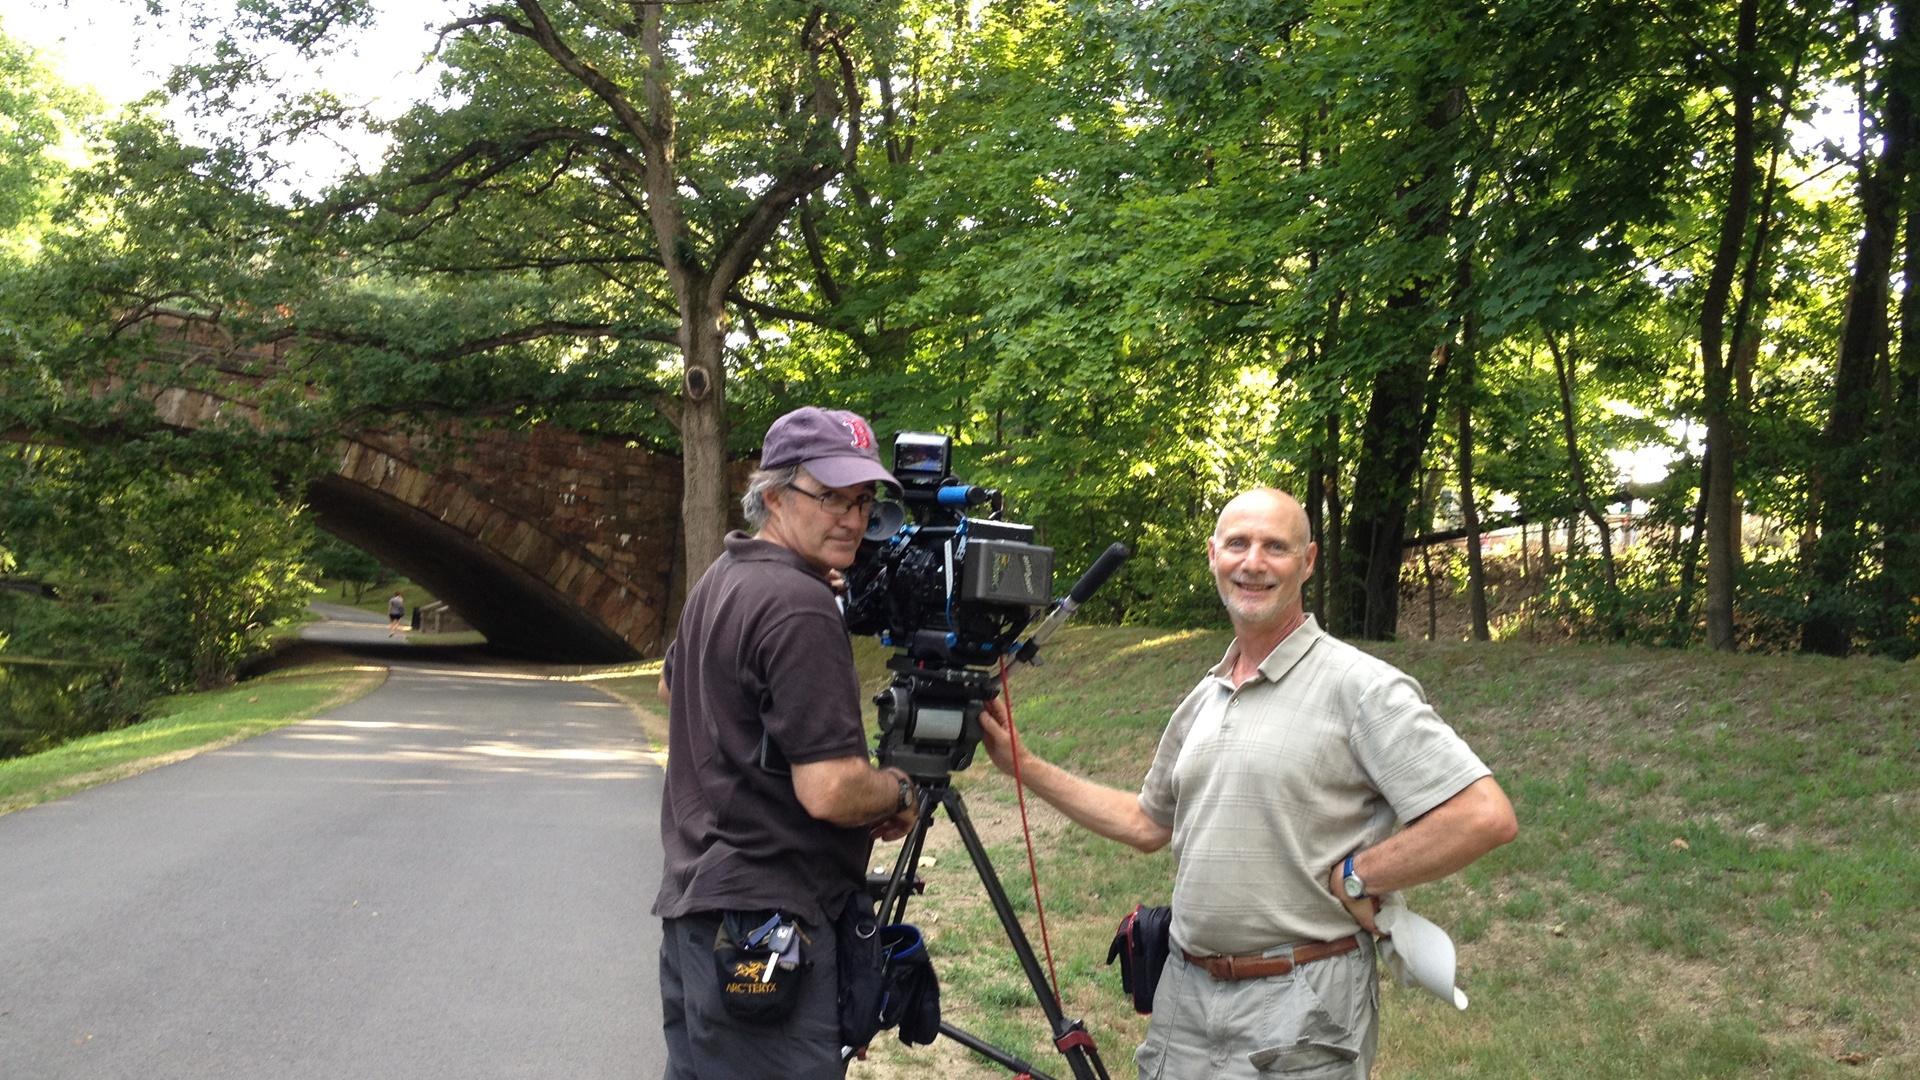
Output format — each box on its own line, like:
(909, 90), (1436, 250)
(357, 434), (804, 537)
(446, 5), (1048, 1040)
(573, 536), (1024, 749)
(893, 433), (950, 477)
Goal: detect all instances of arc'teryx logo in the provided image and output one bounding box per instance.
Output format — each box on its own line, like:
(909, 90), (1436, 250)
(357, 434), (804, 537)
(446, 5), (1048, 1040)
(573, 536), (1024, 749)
(733, 959), (768, 981)
(841, 416), (875, 450)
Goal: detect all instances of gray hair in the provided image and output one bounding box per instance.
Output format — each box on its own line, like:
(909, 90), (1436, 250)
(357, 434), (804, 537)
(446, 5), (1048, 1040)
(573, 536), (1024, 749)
(741, 465), (801, 530)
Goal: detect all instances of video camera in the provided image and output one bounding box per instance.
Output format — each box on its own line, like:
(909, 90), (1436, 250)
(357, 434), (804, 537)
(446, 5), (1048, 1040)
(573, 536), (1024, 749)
(844, 432), (1126, 780)
(846, 432), (1130, 1080)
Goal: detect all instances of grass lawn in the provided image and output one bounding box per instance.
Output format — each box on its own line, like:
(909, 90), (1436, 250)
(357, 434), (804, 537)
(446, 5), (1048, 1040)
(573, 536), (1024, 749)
(589, 627), (1916, 1080)
(0, 664), (386, 815)
(312, 578), (436, 617)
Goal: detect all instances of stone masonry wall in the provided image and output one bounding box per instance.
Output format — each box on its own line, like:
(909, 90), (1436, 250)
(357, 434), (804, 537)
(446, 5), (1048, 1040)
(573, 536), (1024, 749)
(334, 426), (683, 655)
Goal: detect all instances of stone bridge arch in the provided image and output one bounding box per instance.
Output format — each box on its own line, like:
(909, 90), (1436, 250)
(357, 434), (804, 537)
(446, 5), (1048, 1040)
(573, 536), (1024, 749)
(146, 384), (685, 662)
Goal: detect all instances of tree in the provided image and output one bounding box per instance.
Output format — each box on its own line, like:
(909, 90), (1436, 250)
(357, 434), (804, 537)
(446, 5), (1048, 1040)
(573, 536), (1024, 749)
(0, 434), (314, 692)
(310, 533), (387, 603)
(50, 1), (912, 580)
(1805, 0), (1916, 654)
(0, 25), (84, 247)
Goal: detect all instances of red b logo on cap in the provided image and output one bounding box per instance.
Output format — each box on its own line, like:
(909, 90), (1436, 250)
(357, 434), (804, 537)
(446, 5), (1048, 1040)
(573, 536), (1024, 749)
(843, 417), (875, 450)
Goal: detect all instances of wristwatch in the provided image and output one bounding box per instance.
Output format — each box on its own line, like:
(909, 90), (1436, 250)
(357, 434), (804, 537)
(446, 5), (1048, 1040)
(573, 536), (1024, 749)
(1341, 852), (1368, 900)
(892, 773), (915, 814)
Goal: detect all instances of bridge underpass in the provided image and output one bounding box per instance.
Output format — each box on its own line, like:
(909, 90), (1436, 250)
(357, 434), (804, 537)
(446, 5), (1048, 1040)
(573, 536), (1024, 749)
(307, 473), (641, 662)
(292, 420), (699, 664)
(133, 377), (698, 663)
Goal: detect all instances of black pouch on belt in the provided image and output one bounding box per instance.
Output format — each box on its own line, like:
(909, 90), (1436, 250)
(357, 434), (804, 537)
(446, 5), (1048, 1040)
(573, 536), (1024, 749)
(835, 894), (886, 1055)
(1106, 903), (1172, 1014)
(713, 910), (809, 1022)
(876, 924), (940, 1046)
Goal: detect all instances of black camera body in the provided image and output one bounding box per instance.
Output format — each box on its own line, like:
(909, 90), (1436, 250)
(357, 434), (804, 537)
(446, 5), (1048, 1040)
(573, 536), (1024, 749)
(843, 433), (1055, 779)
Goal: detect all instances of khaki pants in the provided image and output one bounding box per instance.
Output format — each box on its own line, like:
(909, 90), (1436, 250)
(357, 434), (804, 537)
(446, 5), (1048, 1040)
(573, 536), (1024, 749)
(1136, 937), (1378, 1079)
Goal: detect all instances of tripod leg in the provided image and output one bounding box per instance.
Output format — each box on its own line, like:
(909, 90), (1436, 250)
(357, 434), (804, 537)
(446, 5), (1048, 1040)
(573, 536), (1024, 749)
(936, 1022), (1061, 1080)
(878, 785), (937, 926)
(938, 787), (1111, 1080)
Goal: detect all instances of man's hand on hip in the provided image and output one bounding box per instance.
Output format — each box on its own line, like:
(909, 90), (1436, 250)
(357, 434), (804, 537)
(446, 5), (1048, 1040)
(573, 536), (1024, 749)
(1329, 858), (1383, 936)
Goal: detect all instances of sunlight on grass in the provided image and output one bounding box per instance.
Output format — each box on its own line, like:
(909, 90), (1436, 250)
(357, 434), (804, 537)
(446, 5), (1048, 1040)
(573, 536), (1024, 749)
(1114, 628), (1213, 656)
(558, 659), (664, 681)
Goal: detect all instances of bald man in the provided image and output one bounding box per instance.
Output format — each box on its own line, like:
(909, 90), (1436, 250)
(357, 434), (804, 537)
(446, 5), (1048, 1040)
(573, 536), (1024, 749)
(978, 489), (1517, 1079)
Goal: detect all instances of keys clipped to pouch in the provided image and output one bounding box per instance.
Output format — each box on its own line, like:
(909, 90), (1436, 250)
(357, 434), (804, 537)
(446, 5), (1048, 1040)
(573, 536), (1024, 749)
(714, 911), (808, 1021)
(748, 915), (802, 982)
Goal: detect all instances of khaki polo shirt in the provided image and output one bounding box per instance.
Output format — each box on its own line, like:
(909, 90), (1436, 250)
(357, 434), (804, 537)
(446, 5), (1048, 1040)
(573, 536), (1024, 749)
(1138, 616), (1490, 954)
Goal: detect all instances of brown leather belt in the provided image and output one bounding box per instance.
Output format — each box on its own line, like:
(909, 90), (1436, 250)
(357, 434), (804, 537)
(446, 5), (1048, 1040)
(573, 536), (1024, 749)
(1182, 934), (1363, 981)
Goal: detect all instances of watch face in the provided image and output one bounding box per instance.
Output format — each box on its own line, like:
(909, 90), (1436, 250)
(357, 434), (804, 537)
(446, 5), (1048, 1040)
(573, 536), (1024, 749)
(1343, 875), (1365, 900)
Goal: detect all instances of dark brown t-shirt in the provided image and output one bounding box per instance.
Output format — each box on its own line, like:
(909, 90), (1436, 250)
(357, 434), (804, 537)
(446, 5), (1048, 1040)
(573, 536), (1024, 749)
(650, 532), (873, 927)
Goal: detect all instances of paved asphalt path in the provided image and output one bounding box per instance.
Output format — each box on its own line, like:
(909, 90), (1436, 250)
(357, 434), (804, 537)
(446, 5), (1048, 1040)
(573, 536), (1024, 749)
(0, 603), (666, 1079)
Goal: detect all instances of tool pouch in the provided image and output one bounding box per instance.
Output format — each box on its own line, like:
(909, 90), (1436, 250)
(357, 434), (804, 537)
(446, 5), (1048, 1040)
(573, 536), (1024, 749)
(835, 894), (886, 1054)
(713, 910), (808, 1022)
(877, 923), (940, 1046)
(1107, 903), (1173, 1014)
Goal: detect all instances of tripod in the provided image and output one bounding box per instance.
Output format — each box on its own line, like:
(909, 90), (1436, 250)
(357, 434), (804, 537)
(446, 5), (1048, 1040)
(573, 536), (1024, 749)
(873, 773), (1112, 1080)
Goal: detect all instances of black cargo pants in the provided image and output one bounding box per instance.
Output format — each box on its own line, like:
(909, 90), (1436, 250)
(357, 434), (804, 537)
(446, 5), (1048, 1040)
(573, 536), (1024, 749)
(659, 911), (846, 1080)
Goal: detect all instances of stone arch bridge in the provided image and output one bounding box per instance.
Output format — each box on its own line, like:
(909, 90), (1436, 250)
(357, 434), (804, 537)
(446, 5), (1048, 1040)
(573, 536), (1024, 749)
(97, 324), (708, 662)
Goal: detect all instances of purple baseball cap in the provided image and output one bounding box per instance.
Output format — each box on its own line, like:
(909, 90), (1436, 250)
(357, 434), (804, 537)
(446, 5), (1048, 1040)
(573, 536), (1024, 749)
(759, 406), (902, 493)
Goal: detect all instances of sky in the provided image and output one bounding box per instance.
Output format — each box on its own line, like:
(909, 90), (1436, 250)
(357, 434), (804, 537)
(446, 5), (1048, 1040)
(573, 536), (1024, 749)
(4, 0), (461, 189)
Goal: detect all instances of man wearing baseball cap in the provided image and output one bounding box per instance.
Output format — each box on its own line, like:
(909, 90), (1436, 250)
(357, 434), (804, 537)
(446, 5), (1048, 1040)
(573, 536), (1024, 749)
(653, 406), (917, 1078)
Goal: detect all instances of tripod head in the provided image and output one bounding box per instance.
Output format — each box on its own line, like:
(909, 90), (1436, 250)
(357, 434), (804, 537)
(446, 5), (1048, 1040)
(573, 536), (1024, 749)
(872, 657), (1000, 781)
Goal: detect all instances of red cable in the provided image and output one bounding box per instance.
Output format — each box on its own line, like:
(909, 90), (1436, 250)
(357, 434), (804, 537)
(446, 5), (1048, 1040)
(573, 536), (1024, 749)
(998, 658), (1064, 1007)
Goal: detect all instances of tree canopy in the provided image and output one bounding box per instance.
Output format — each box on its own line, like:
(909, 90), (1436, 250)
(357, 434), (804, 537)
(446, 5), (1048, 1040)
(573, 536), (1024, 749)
(6, 0), (1920, 682)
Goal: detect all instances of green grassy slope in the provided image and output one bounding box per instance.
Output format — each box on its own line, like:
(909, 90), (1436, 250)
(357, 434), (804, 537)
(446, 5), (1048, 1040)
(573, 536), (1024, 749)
(828, 628), (1918, 1080)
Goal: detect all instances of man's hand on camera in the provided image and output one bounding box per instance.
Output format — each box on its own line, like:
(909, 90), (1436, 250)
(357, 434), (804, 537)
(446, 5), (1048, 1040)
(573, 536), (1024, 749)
(869, 767), (918, 841)
(977, 697), (1018, 774)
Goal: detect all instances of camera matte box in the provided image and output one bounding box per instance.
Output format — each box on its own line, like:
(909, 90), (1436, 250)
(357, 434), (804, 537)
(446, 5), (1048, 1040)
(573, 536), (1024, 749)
(961, 539), (1053, 607)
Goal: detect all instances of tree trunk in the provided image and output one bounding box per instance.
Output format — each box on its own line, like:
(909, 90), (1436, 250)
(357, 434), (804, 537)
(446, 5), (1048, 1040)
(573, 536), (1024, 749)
(1342, 348), (1440, 639)
(1315, 294), (1346, 631)
(1417, 467), (1442, 641)
(678, 301), (732, 578)
(1696, 0), (1762, 652)
(1547, 334), (1620, 600)
(1672, 449), (1711, 643)
(1307, 426), (1327, 618)
(1806, 0), (1914, 654)
(1878, 0), (1920, 655)
(635, 3), (853, 582)
(1338, 77), (1463, 640)
(1321, 405), (1344, 628)
(1451, 171), (1490, 642)
(1455, 359), (1490, 641)
(1303, 114), (1343, 630)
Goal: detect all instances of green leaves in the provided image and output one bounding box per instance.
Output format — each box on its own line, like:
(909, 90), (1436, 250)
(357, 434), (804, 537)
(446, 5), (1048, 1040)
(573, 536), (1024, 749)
(0, 440), (316, 702)
(0, 25), (92, 253)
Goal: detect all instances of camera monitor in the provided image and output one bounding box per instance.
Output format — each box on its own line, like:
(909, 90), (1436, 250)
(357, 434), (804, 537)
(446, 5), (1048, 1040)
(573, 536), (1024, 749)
(892, 432), (951, 482)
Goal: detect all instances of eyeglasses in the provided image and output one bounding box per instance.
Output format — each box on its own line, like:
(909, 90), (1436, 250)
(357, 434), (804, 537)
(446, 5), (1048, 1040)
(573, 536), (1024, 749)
(784, 481), (878, 518)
